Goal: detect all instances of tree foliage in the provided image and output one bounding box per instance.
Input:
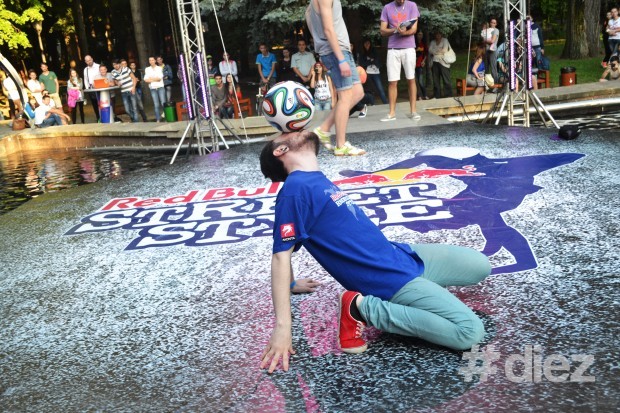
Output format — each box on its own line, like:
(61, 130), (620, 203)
(201, 0), (511, 50)
(0, 0), (49, 50)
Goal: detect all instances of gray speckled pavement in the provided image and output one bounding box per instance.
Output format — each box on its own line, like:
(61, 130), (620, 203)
(0, 123), (618, 412)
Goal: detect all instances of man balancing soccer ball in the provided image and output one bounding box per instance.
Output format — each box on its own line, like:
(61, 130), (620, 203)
(258, 129), (492, 374)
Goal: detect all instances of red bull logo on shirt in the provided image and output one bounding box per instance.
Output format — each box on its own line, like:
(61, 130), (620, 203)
(66, 148), (584, 275)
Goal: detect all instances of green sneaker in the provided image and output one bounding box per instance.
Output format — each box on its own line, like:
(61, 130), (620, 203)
(313, 127), (334, 151)
(334, 142), (366, 156)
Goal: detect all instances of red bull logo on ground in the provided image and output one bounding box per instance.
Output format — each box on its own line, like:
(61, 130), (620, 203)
(66, 149), (584, 275)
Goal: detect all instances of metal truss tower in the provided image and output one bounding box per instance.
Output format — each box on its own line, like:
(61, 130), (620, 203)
(496, 0), (558, 128)
(171, 0), (242, 164)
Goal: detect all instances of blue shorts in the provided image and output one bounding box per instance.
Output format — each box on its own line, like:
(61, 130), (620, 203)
(320, 51), (360, 91)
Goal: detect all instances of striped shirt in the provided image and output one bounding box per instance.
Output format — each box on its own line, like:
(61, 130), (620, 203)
(111, 67), (134, 93)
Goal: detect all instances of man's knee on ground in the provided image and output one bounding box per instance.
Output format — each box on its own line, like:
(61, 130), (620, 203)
(452, 316), (485, 351)
(470, 251), (492, 283)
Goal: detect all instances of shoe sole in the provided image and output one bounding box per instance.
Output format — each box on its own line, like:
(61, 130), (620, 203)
(338, 292), (368, 354)
(380, 117), (396, 122)
(334, 151), (366, 156)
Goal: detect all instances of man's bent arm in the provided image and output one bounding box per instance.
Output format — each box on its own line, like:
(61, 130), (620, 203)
(257, 64), (266, 83)
(268, 62), (276, 80)
(380, 20), (394, 37)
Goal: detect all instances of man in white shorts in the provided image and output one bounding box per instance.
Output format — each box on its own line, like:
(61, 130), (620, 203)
(379, 0), (421, 121)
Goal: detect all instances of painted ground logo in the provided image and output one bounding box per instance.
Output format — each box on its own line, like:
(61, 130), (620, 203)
(65, 148), (584, 274)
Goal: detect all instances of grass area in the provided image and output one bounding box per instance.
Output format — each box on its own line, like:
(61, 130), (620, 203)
(390, 40), (605, 98)
(449, 40), (604, 88)
(541, 42), (604, 85)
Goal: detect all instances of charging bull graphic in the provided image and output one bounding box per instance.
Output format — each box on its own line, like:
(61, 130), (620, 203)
(67, 148), (584, 275)
(333, 148), (585, 274)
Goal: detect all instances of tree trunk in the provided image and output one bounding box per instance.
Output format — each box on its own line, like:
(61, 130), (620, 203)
(562, 0), (587, 58)
(562, 0), (600, 58)
(72, 0), (89, 58)
(584, 0), (601, 57)
(130, 0), (149, 67)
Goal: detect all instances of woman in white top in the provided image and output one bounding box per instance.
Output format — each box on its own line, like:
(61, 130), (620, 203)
(2, 73), (23, 117)
(309, 62), (336, 111)
(219, 52), (239, 83)
(144, 56), (166, 122)
(27, 69), (43, 104)
(607, 8), (620, 59)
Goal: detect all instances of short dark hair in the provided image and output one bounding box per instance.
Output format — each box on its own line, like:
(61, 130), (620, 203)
(112, 59), (121, 64)
(260, 139), (288, 182)
(259, 131), (319, 182)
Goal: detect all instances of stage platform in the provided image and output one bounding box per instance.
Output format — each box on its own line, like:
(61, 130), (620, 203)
(0, 123), (618, 412)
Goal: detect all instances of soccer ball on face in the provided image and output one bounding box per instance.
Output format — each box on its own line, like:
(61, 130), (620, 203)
(262, 81), (314, 132)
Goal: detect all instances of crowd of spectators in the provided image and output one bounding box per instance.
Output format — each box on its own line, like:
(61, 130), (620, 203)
(2, 4), (619, 126)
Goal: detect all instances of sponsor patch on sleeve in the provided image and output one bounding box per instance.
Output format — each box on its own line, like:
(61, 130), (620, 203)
(280, 223), (296, 242)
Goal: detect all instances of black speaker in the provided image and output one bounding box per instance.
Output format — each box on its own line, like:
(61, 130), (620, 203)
(558, 125), (581, 140)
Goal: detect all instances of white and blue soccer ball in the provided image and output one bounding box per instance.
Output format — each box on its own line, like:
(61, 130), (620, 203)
(262, 81), (314, 132)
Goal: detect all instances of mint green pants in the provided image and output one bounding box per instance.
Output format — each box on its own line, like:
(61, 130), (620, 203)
(359, 244), (491, 350)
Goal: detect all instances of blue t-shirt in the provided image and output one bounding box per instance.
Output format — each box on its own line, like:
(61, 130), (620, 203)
(272, 171), (423, 300)
(256, 52), (277, 78)
(469, 60), (486, 76)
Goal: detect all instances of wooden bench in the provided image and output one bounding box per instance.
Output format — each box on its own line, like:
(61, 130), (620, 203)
(232, 97), (253, 119)
(176, 101), (188, 121)
(456, 78), (475, 96)
(456, 78), (503, 96)
(536, 70), (550, 89)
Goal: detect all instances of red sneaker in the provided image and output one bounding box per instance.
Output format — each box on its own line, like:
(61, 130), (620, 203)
(338, 291), (367, 354)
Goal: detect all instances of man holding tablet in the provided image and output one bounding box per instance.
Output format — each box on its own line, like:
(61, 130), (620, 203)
(380, 0), (421, 122)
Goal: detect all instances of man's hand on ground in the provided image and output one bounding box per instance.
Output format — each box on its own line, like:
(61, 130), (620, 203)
(291, 278), (321, 294)
(260, 326), (295, 373)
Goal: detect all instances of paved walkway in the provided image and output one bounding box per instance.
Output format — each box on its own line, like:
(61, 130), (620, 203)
(1, 81), (618, 156)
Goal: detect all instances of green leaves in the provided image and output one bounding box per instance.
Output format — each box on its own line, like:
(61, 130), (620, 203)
(0, 0), (48, 49)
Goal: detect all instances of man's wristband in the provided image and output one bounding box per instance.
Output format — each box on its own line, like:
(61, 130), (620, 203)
(290, 280), (296, 290)
(338, 59), (346, 64)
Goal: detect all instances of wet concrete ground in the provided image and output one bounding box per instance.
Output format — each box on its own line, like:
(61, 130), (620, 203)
(0, 123), (618, 412)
